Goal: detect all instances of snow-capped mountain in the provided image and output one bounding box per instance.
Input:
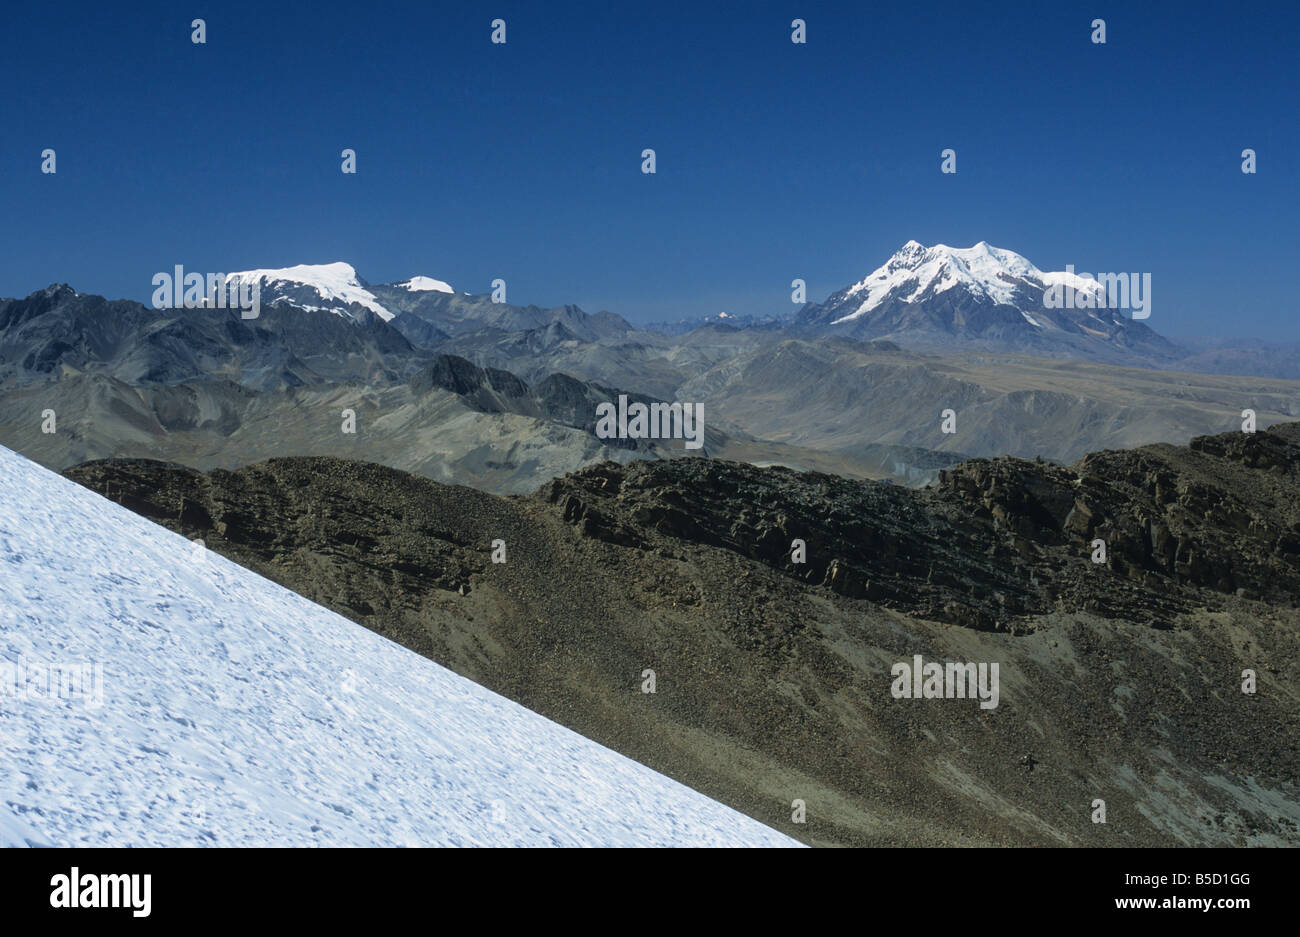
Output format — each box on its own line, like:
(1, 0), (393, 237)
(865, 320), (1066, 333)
(824, 240), (1107, 322)
(795, 241), (1181, 362)
(0, 445), (797, 847)
(226, 262), (396, 321)
(227, 263), (457, 323)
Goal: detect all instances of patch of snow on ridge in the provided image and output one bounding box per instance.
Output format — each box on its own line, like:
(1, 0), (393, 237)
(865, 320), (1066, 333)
(226, 262), (394, 321)
(0, 446), (800, 848)
(396, 276), (454, 293)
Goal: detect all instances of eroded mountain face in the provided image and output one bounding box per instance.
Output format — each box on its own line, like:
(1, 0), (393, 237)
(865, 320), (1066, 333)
(63, 423), (1300, 847)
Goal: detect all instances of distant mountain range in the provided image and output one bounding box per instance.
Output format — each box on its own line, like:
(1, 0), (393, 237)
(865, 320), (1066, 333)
(223, 261), (636, 342)
(3, 246), (1298, 494)
(8, 244), (1282, 375)
(218, 246), (1183, 364)
(212, 247), (1290, 377)
(640, 311), (787, 336)
(0, 280), (878, 493)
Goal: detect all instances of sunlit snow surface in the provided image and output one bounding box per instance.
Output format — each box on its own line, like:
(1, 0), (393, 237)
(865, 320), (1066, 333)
(832, 240), (1108, 323)
(225, 262), (394, 320)
(396, 275), (454, 293)
(0, 447), (799, 847)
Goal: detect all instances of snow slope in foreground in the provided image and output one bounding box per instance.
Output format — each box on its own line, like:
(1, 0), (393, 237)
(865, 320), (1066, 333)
(0, 446), (798, 847)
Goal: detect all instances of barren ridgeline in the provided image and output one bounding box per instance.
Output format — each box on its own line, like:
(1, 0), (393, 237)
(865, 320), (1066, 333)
(63, 421), (1300, 846)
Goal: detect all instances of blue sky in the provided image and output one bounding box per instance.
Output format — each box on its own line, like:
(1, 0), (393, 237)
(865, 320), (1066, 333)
(3, 0), (1297, 336)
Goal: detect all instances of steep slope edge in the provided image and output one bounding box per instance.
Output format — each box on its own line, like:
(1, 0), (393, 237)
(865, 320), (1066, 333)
(0, 445), (797, 847)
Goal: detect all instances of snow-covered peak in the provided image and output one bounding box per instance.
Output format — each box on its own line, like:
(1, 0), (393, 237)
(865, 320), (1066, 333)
(832, 241), (1105, 324)
(0, 445), (800, 848)
(395, 276), (454, 294)
(226, 262), (394, 321)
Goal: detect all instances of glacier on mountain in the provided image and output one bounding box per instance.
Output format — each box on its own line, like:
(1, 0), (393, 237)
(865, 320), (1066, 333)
(831, 240), (1109, 324)
(225, 262), (395, 321)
